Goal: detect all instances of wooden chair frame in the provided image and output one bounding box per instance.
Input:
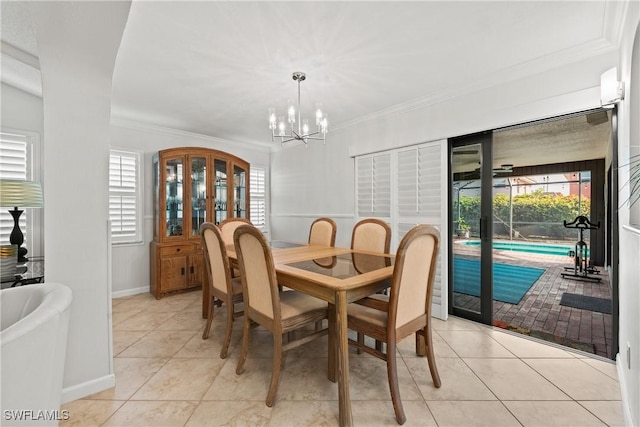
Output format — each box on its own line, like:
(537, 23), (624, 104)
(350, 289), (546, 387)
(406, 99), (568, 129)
(347, 224), (441, 425)
(200, 222), (244, 359)
(350, 218), (391, 255)
(308, 217), (337, 246)
(219, 217), (252, 277)
(234, 224), (328, 407)
(219, 217), (252, 244)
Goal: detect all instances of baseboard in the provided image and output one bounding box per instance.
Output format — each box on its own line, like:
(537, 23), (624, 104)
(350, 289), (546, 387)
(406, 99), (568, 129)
(616, 353), (634, 427)
(61, 373), (115, 404)
(112, 286), (149, 299)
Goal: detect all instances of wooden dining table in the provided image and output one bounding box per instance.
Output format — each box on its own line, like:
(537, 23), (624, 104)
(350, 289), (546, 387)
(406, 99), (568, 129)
(220, 242), (394, 427)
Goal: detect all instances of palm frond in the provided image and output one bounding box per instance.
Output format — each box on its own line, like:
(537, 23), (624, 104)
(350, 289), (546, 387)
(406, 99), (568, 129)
(618, 152), (640, 209)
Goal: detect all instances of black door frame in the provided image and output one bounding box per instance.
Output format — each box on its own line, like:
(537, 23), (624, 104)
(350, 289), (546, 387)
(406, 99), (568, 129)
(448, 108), (619, 359)
(449, 132), (493, 326)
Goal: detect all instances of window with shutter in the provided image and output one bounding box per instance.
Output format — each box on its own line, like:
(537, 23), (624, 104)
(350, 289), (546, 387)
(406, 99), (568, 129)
(397, 145), (442, 220)
(109, 150), (142, 244)
(356, 140), (448, 320)
(0, 131), (37, 248)
(250, 166), (267, 230)
(356, 153), (391, 217)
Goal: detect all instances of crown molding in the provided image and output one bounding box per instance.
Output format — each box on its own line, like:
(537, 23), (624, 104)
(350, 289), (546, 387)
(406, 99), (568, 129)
(110, 116), (273, 153)
(1, 41), (39, 69)
(603, 0), (630, 47)
(334, 37), (618, 132)
(0, 42), (42, 97)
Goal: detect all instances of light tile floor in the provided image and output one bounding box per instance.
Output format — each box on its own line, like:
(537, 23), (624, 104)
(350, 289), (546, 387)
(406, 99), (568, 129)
(60, 290), (625, 427)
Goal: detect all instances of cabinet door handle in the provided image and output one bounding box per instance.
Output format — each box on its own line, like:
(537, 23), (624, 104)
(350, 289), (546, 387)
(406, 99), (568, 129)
(181, 267), (185, 275)
(190, 266), (194, 274)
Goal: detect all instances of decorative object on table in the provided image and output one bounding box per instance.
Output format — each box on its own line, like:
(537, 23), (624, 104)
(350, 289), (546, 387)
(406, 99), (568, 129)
(0, 180), (44, 264)
(268, 71), (328, 146)
(0, 245), (18, 282)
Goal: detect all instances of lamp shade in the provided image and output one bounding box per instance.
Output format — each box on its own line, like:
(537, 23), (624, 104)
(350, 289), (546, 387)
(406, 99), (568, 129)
(0, 180), (44, 208)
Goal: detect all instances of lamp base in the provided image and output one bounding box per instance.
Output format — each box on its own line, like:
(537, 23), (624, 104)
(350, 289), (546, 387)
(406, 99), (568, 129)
(17, 247), (28, 264)
(8, 208), (28, 263)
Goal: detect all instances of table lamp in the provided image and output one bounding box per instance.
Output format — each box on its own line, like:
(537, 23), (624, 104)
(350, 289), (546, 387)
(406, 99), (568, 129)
(0, 179), (43, 263)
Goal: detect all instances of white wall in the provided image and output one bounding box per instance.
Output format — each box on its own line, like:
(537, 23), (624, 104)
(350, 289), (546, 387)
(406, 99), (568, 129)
(271, 136), (355, 247)
(28, 1), (131, 402)
(0, 83), (43, 136)
(615, 1), (640, 424)
(109, 121), (270, 296)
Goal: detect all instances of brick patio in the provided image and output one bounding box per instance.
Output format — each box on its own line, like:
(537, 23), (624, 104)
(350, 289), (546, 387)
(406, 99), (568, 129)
(452, 242), (614, 359)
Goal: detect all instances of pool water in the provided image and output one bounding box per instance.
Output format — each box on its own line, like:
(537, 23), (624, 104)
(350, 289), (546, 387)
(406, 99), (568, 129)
(460, 240), (583, 256)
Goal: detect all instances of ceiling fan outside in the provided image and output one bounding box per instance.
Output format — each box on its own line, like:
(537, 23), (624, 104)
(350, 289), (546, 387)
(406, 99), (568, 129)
(470, 163), (514, 176)
(493, 163), (513, 174)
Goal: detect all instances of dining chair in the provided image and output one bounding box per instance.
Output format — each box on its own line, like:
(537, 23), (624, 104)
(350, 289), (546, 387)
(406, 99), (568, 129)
(200, 222), (244, 359)
(308, 217), (337, 246)
(351, 218), (392, 274)
(351, 218), (392, 349)
(233, 224), (329, 407)
(347, 224), (441, 425)
(308, 217), (337, 270)
(219, 217), (252, 277)
(219, 217), (252, 246)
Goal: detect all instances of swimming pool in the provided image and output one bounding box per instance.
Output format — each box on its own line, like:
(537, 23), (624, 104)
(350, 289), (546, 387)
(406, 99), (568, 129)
(460, 240), (581, 256)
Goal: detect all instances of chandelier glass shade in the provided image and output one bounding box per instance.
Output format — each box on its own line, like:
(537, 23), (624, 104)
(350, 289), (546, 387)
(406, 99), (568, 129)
(269, 72), (328, 145)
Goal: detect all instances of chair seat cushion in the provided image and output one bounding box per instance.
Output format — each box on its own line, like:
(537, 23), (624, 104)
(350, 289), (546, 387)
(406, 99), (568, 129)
(279, 291), (327, 320)
(347, 298), (388, 329)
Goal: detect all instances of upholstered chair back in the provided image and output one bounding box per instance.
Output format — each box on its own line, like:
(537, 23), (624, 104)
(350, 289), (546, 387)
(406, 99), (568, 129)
(234, 224), (278, 321)
(219, 218), (252, 246)
(351, 218), (391, 254)
(201, 223), (231, 294)
(308, 217), (337, 246)
(389, 225), (439, 329)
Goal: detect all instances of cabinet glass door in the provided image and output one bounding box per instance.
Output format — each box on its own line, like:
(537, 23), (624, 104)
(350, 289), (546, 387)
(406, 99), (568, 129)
(165, 158), (184, 237)
(190, 157), (207, 236)
(214, 159), (228, 225)
(234, 165), (247, 219)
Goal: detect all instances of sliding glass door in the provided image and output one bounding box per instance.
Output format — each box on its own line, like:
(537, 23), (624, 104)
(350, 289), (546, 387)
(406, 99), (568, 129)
(450, 133), (493, 325)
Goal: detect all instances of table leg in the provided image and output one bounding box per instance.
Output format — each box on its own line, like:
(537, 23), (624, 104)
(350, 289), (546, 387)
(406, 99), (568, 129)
(328, 303), (336, 382)
(336, 291), (353, 427)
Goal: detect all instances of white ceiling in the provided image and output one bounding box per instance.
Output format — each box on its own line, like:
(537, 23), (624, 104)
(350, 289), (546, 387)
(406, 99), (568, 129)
(0, 1), (623, 162)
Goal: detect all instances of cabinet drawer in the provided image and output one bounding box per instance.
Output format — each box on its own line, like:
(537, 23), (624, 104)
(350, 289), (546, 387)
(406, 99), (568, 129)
(160, 245), (194, 257)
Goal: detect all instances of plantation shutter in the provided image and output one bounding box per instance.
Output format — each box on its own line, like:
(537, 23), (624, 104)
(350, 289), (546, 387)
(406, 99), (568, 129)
(0, 132), (28, 244)
(396, 140), (447, 319)
(109, 150), (139, 243)
(356, 153), (391, 217)
(250, 167), (266, 230)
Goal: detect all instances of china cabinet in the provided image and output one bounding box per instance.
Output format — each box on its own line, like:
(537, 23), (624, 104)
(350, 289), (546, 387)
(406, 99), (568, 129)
(150, 147), (249, 311)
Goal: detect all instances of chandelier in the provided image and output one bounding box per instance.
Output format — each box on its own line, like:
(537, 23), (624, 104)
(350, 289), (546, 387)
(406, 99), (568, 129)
(269, 72), (328, 145)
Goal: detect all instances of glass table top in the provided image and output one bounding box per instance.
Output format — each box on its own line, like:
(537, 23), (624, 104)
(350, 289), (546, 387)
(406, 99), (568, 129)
(285, 252), (394, 280)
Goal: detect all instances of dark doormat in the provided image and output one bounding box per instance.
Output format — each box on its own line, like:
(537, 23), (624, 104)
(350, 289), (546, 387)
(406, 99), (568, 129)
(560, 293), (612, 314)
